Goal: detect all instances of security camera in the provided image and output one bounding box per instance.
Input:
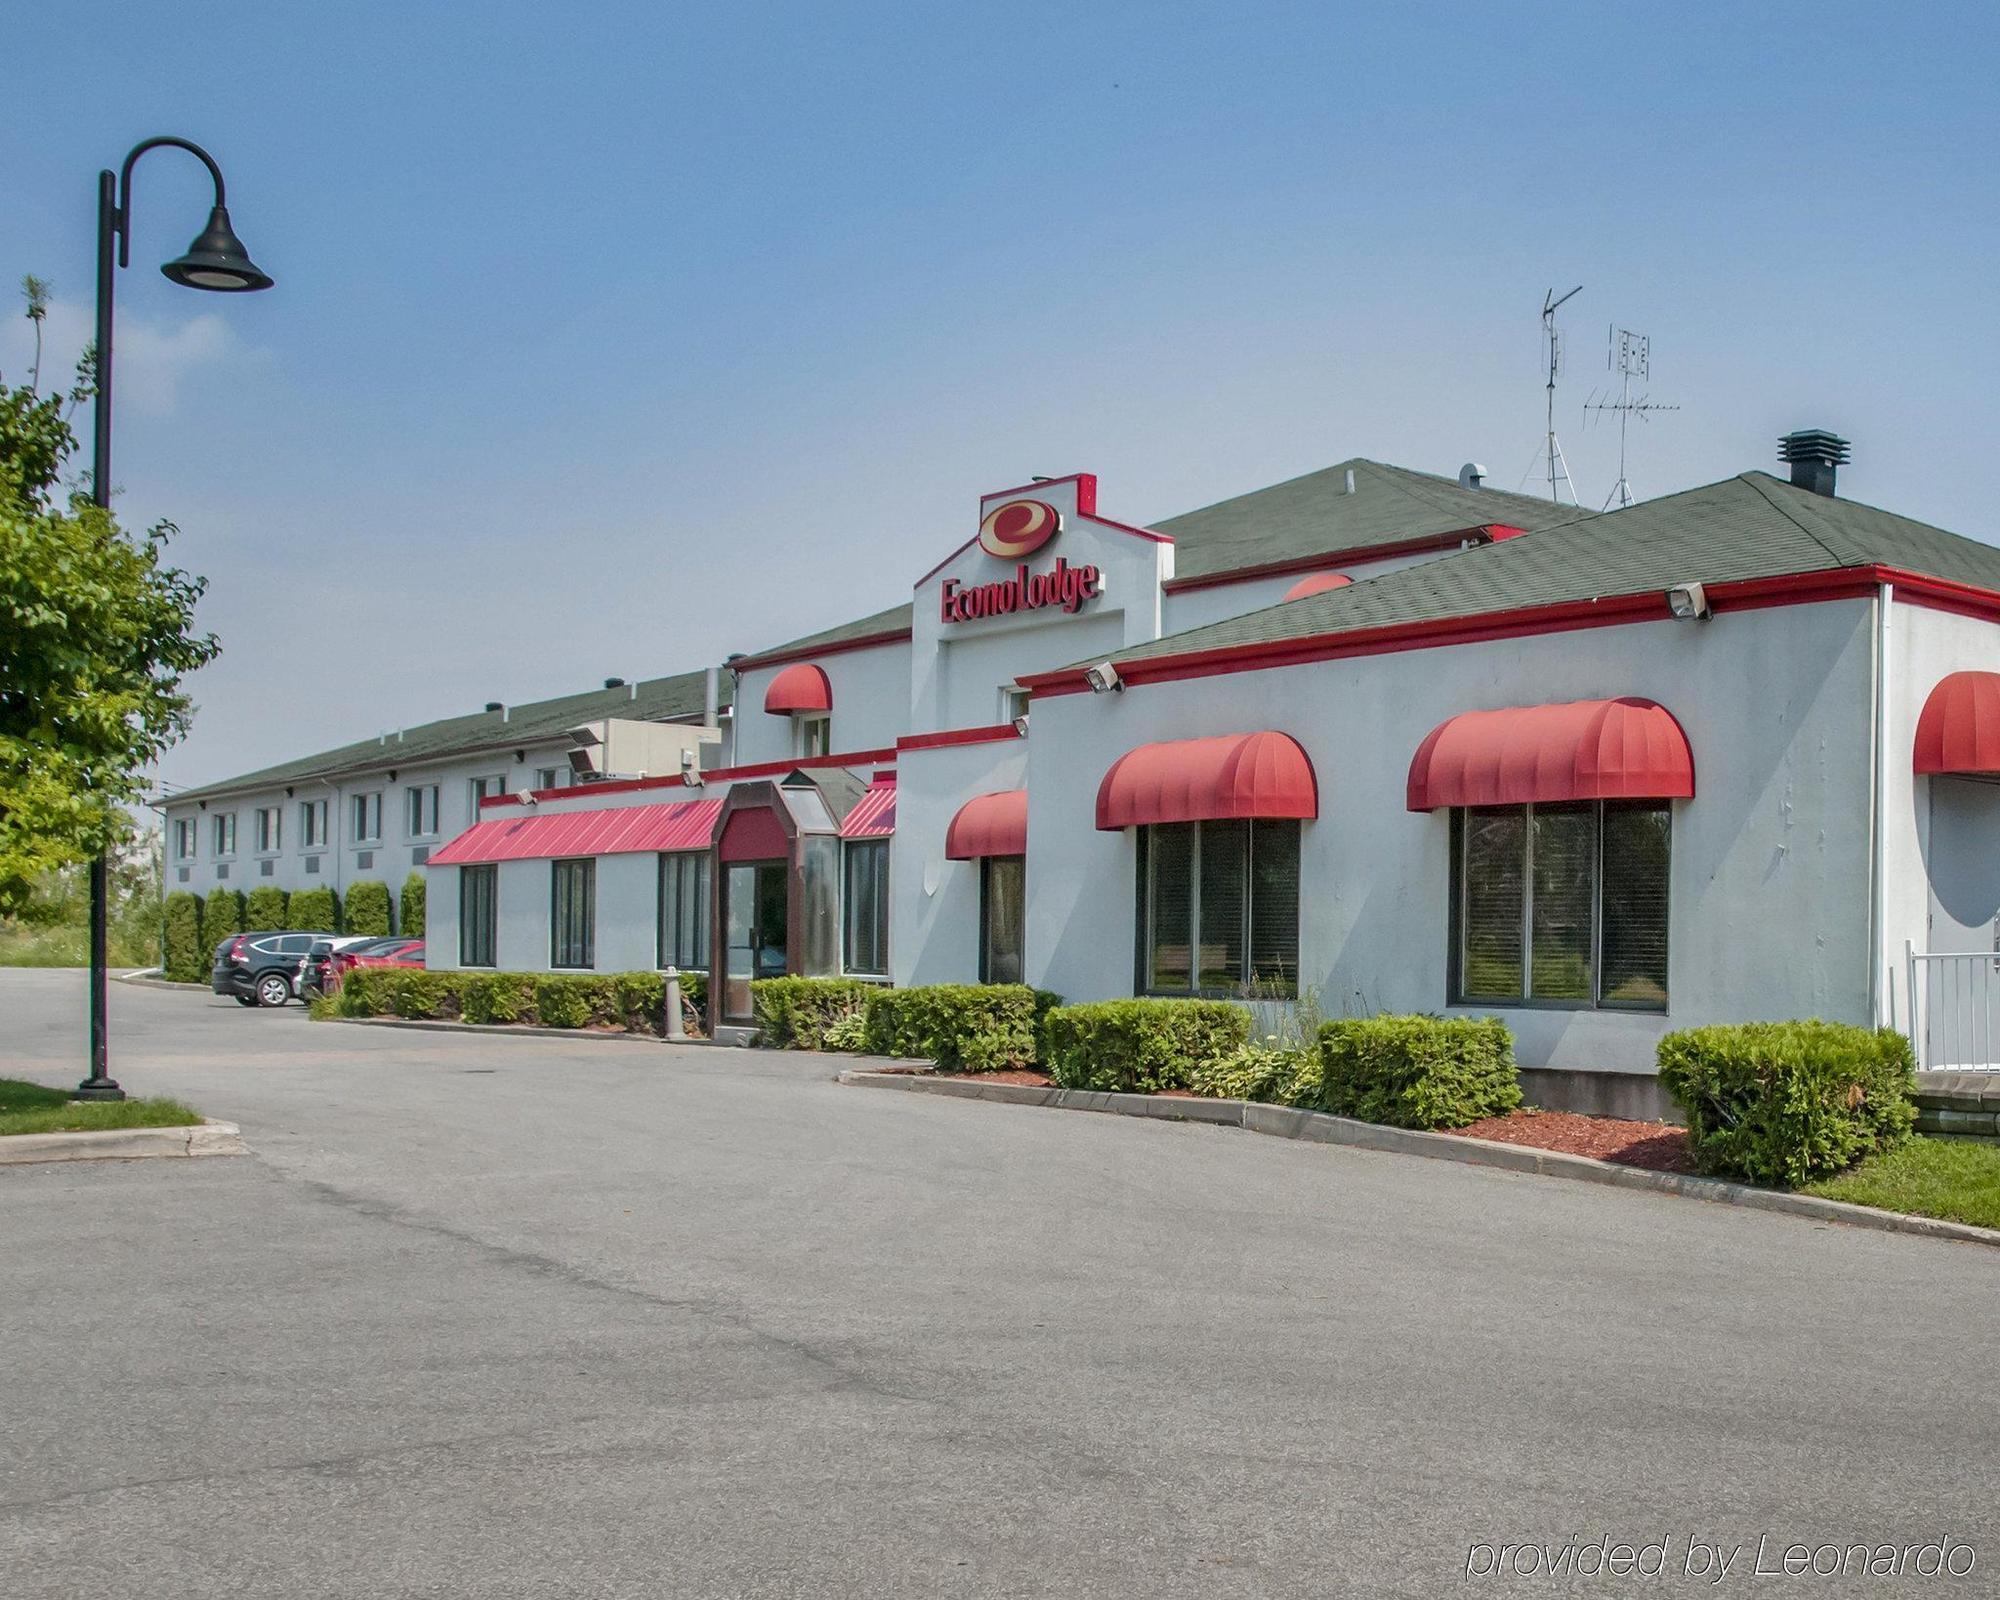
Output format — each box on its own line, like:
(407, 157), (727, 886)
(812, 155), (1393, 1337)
(1085, 660), (1123, 694)
(680, 749), (704, 788)
(1666, 582), (1710, 621)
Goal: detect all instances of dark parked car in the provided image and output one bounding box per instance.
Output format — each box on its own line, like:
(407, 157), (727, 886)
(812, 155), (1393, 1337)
(211, 931), (326, 1007)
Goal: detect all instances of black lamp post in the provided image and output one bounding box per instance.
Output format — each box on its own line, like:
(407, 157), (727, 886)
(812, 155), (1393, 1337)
(76, 138), (271, 1102)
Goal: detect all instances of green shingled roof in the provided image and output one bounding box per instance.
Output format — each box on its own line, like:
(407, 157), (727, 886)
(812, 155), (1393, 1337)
(166, 668), (732, 804)
(1107, 472), (2000, 667)
(735, 601), (916, 665)
(1158, 457), (1583, 580)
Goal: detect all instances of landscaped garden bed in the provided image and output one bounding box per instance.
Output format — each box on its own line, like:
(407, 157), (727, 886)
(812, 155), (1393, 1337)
(1448, 1108), (1694, 1172)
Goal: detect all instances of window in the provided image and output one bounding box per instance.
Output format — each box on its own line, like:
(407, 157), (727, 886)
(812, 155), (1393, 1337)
(255, 806), (281, 854)
(843, 839), (889, 977)
(351, 791), (382, 843)
(795, 714), (831, 759)
(534, 766), (565, 792)
(1137, 820), (1299, 998)
(551, 858), (595, 969)
(300, 798), (327, 848)
(1451, 801), (1670, 1011)
(999, 685), (1031, 726)
(658, 852), (710, 971)
(459, 864), (497, 968)
(212, 812), (237, 857)
(471, 774), (507, 805)
(980, 855), (1026, 985)
(173, 818), (196, 860)
(406, 784), (439, 838)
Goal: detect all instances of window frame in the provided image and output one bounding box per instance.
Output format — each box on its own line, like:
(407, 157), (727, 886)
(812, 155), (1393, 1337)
(471, 774), (507, 807)
(656, 850), (711, 972)
(459, 863), (498, 968)
(211, 812), (237, 858)
(1447, 799), (1671, 1014)
(794, 713), (832, 759)
(1134, 818), (1300, 1000)
(351, 791), (383, 844)
(254, 806), (282, 855)
(841, 838), (890, 979)
(534, 766), (564, 792)
(550, 857), (596, 970)
(978, 854), (1026, 985)
(405, 783), (440, 839)
(300, 798), (328, 849)
(174, 818), (196, 861)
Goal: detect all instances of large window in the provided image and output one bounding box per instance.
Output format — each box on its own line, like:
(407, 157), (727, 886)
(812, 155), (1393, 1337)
(352, 791), (382, 843)
(406, 784), (439, 838)
(255, 806), (282, 854)
(1137, 820), (1299, 998)
(658, 852), (710, 971)
(980, 855), (1025, 985)
(551, 858), (595, 969)
(173, 818), (196, 860)
(300, 798), (327, 849)
(459, 864), (497, 968)
(212, 812), (237, 857)
(471, 774), (507, 805)
(795, 714), (831, 759)
(843, 840), (889, 977)
(1451, 801), (1670, 1011)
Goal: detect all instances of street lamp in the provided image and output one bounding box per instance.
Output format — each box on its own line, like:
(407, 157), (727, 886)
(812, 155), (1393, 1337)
(77, 137), (271, 1102)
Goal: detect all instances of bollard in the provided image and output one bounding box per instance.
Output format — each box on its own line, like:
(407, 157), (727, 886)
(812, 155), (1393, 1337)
(662, 966), (685, 1040)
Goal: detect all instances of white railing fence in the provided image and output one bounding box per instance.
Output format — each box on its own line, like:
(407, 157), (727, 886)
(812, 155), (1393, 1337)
(1906, 941), (2000, 1071)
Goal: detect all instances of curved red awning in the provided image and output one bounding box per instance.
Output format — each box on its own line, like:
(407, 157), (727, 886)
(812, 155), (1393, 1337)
(1915, 671), (2000, 775)
(764, 662), (832, 715)
(946, 790), (1028, 859)
(1406, 697), (1694, 811)
(1282, 570), (1353, 601)
(1095, 732), (1317, 831)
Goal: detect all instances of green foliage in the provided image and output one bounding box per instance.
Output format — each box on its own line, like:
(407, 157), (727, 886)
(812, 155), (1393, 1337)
(752, 976), (874, 1049)
(860, 983), (1048, 1070)
(0, 1076), (200, 1136)
(203, 886), (245, 940)
(329, 968), (702, 1036)
(821, 1010), (866, 1051)
(0, 360), (219, 912)
(344, 879), (391, 937)
(399, 871), (426, 937)
(390, 972), (459, 1020)
(242, 884), (287, 932)
(1314, 1016), (1520, 1130)
(1802, 1136), (2000, 1230)
(460, 972), (537, 1024)
(1658, 1020), (1917, 1188)
(163, 891), (204, 981)
(536, 975), (613, 1029)
(288, 884), (339, 932)
(1043, 998), (1252, 1093)
(1189, 1039), (1320, 1104)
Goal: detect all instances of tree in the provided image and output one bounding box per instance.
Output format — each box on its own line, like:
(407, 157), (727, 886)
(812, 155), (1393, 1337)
(0, 280), (219, 914)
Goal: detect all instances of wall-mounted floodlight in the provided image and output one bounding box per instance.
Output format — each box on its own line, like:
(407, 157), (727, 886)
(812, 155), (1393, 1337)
(1085, 661), (1123, 694)
(1666, 582), (1710, 621)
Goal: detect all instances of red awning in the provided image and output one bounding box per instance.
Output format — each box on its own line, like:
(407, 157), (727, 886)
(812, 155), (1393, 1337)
(764, 663), (832, 715)
(840, 777), (897, 839)
(1282, 570), (1353, 601)
(1406, 698), (1694, 811)
(428, 798), (722, 865)
(1095, 732), (1317, 830)
(946, 790), (1028, 858)
(1915, 671), (2000, 775)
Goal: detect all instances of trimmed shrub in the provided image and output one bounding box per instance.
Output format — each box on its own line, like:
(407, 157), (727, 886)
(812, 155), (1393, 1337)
(327, 969), (709, 1036)
(390, 972), (460, 1020)
(289, 884), (339, 932)
(1657, 1020), (1917, 1188)
(399, 872), (426, 937)
(163, 892), (205, 981)
(203, 886), (244, 942)
(1314, 1016), (1519, 1130)
(460, 972), (538, 1024)
(535, 974), (616, 1029)
(243, 885), (288, 932)
(861, 983), (1047, 1071)
(1189, 1039), (1319, 1104)
(1043, 999), (1252, 1093)
(344, 879), (392, 937)
(752, 976), (873, 1049)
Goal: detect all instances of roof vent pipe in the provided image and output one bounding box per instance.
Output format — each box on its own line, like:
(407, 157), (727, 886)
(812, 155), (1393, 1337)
(1458, 462), (1487, 490)
(1344, 469), (1356, 494)
(703, 665), (720, 728)
(1777, 429), (1850, 497)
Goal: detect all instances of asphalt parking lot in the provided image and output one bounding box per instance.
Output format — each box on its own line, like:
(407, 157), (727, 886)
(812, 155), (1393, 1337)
(3, 968), (1996, 1598)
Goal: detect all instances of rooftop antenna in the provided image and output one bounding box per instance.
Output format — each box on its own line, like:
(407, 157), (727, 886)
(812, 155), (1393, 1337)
(1584, 326), (1680, 509)
(1541, 286), (1583, 505)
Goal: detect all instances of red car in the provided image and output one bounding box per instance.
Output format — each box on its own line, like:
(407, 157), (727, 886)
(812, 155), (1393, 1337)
(330, 937), (425, 988)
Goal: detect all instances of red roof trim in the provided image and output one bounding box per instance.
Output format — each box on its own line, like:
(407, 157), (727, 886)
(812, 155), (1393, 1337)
(1406, 699), (1695, 811)
(839, 777), (897, 839)
(1095, 731), (1318, 830)
(895, 723), (1023, 753)
(763, 662), (832, 715)
(1160, 527), (1496, 595)
(979, 472), (1097, 513)
(431, 797), (724, 865)
(945, 789), (1028, 859)
(730, 627), (912, 673)
(911, 508), (1171, 591)
(478, 746), (900, 807)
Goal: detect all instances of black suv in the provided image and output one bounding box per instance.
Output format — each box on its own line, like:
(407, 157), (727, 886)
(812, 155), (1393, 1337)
(211, 931), (323, 1007)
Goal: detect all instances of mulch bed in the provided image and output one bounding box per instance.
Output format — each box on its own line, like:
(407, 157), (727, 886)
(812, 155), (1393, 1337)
(938, 1069), (1054, 1087)
(1450, 1108), (1694, 1172)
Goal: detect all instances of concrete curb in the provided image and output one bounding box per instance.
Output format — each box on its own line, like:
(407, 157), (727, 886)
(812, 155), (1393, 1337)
(0, 1119), (247, 1166)
(838, 1070), (2000, 1251)
(112, 969), (208, 991)
(323, 1015), (669, 1044)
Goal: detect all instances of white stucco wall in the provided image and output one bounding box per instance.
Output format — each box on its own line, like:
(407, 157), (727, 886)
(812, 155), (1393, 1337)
(730, 638), (913, 767)
(1022, 599), (1878, 1073)
(888, 736), (1029, 987)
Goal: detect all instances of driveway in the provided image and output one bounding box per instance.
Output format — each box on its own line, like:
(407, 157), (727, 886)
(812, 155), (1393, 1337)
(2, 968), (1995, 1598)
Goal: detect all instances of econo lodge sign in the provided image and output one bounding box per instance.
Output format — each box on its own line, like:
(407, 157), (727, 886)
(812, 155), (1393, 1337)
(941, 498), (1103, 623)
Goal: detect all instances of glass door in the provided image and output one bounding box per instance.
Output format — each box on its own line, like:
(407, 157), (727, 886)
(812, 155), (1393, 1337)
(723, 860), (789, 1023)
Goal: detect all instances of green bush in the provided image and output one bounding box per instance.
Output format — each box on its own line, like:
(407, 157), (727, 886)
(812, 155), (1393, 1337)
(1043, 998), (1252, 1093)
(1658, 1020), (1917, 1188)
(752, 976), (874, 1049)
(399, 872), (426, 937)
(242, 885), (288, 932)
(289, 884), (339, 932)
(203, 886), (244, 941)
(536, 975), (610, 1029)
(344, 879), (392, 937)
(456, 972), (532, 1024)
(1314, 1015), (1520, 1130)
(163, 892), (205, 981)
(1190, 1039), (1320, 1104)
(328, 968), (708, 1036)
(861, 983), (1048, 1070)
(391, 971), (460, 1020)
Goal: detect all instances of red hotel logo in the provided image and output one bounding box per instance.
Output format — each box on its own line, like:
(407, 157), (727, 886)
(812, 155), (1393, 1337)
(978, 498), (1062, 560)
(941, 558), (1102, 623)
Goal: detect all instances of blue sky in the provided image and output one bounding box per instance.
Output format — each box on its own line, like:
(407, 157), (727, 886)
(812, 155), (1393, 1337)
(8, 1), (1998, 789)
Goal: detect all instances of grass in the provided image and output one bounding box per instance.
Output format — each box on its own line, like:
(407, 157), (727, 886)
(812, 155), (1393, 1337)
(1804, 1137), (2000, 1231)
(0, 923), (156, 968)
(0, 1078), (203, 1137)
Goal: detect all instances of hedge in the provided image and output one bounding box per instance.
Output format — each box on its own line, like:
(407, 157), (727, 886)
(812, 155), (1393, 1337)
(289, 884), (339, 932)
(344, 879), (392, 937)
(1189, 1040), (1321, 1105)
(861, 983), (1056, 1071)
(203, 886), (244, 942)
(1657, 1020), (1917, 1187)
(1314, 1016), (1520, 1130)
(751, 976), (874, 1049)
(330, 968), (707, 1034)
(163, 892), (205, 981)
(399, 872), (426, 937)
(243, 885), (288, 932)
(1043, 998), (1252, 1093)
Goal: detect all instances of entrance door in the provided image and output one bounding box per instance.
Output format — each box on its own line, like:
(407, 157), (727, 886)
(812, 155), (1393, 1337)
(723, 860), (789, 1023)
